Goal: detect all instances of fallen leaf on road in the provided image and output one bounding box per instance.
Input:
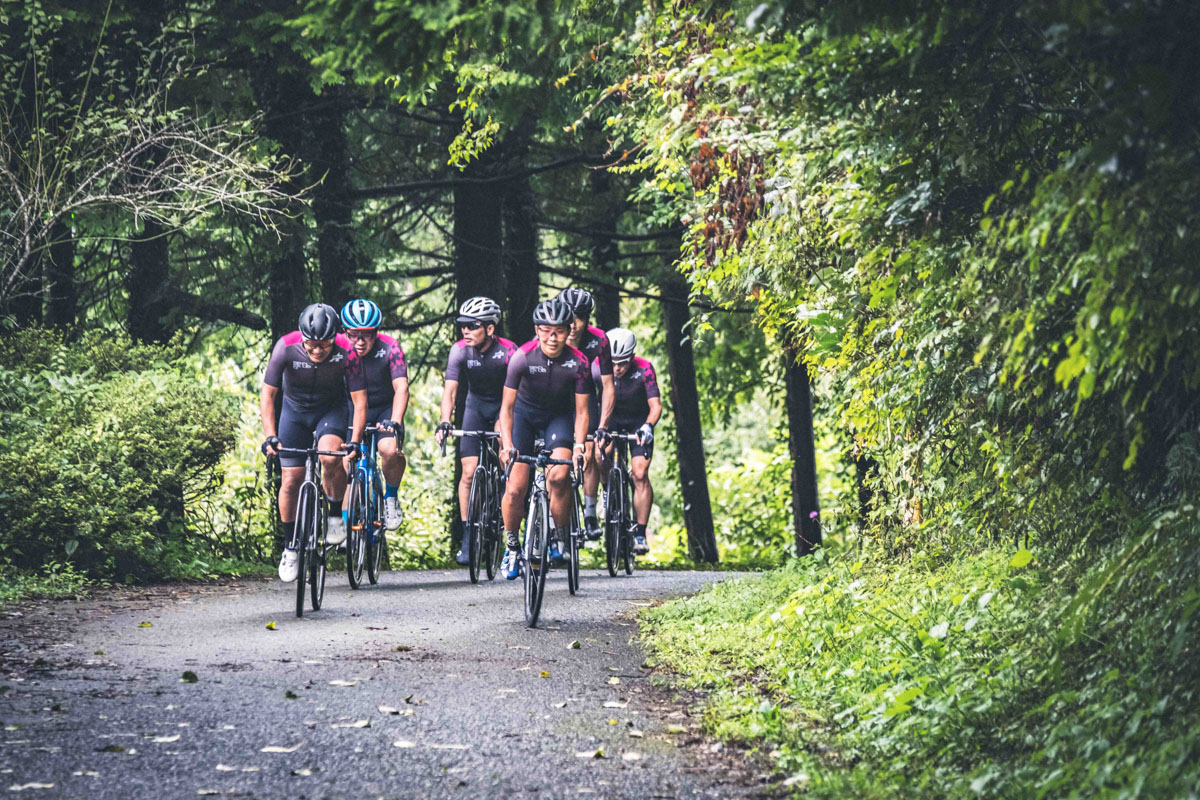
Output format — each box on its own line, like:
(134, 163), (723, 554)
(285, 691), (298, 700)
(137, 622), (152, 628)
(7, 783), (54, 791)
(554, 702), (568, 708)
(498, 688), (517, 694)
(607, 677), (621, 685)
(330, 720), (370, 729)
(608, 719), (618, 725)
(508, 645), (530, 650)
(97, 745), (124, 753)
(260, 744), (302, 753)
(665, 725), (687, 734)
(392, 645), (412, 653)
(603, 700), (628, 709)
(151, 735), (180, 743)
(180, 671), (198, 683)
(291, 769), (313, 777)
(215, 765), (257, 773)
(365, 626), (387, 630)
(328, 680), (357, 687)
(393, 740), (416, 748)
(629, 730), (644, 738)
(428, 744), (468, 750)
(197, 791), (220, 796)
(622, 751), (642, 762)
(378, 706), (399, 715)
(265, 622), (276, 631)
(540, 671), (550, 678)
(568, 640), (581, 649)
(575, 748), (605, 759)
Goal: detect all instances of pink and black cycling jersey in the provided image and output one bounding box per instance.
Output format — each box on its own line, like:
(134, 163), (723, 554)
(263, 331), (365, 411)
(335, 333), (406, 408)
(504, 340), (591, 415)
(576, 325), (613, 390)
(444, 336), (517, 406)
(611, 357), (660, 422)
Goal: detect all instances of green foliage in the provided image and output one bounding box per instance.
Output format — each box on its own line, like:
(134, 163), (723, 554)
(0, 329), (239, 581)
(643, 502), (1200, 797)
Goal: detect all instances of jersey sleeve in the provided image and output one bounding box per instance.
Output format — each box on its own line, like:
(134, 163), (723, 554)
(575, 357), (591, 395)
(263, 337), (288, 388)
(642, 361), (660, 400)
(445, 342), (466, 382)
(504, 348), (526, 391)
(388, 339), (408, 380)
(344, 351), (367, 394)
(596, 333), (614, 376)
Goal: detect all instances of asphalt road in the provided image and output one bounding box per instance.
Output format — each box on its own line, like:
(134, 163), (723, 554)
(0, 567), (774, 799)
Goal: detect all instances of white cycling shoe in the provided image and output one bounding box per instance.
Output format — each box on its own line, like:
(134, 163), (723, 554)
(384, 497), (403, 531)
(326, 516), (347, 546)
(278, 548), (299, 582)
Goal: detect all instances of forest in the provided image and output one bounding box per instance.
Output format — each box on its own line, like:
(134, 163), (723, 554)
(2, 0), (1198, 796)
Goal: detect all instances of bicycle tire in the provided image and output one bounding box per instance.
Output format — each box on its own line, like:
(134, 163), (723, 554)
(346, 476), (367, 589)
(604, 468), (622, 577)
(485, 470), (503, 581)
(310, 502), (327, 610)
(567, 489), (581, 595)
(622, 476), (635, 576)
(524, 492), (550, 628)
(294, 483), (316, 618)
(366, 473), (386, 585)
(466, 466), (487, 584)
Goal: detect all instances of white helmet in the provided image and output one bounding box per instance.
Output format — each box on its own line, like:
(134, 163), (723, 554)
(457, 296), (501, 326)
(607, 327), (636, 361)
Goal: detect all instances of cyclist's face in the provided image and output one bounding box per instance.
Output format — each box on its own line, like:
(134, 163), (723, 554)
(344, 329), (377, 357)
(567, 315), (587, 343)
(613, 359), (631, 378)
(460, 321), (491, 347)
(302, 338), (335, 362)
(536, 324), (569, 356)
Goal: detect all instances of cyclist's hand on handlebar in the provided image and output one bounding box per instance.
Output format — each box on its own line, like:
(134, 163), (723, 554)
(594, 427), (610, 448)
(573, 444), (586, 476)
(262, 435), (280, 456)
(435, 421), (451, 447)
(637, 423), (654, 446)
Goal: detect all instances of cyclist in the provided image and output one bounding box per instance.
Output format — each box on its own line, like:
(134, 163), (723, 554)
(556, 287), (614, 541)
(597, 328), (661, 554)
(261, 303), (367, 582)
(434, 296), (517, 565)
(337, 298), (409, 532)
(498, 298), (591, 579)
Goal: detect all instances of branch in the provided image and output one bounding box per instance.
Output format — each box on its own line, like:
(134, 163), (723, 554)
(159, 286), (267, 330)
(538, 218), (687, 242)
(538, 263), (754, 314)
(344, 153), (611, 201)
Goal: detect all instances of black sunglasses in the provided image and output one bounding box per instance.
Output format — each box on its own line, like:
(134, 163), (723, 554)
(460, 321), (484, 331)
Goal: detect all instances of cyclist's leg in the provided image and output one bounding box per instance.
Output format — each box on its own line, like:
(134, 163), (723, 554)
(545, 412), (576, 531)
(629, 429), (654, 553)
(501, 404), (539, 578)
(369, 405), (404, 530)
(581, 394), (602, 534)
(316, 404), (349, 545)
(275, 400), (316, 579)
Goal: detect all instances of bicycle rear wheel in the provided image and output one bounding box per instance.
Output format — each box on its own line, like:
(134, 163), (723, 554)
(366, 473), (386, 584)
(346, 477), (367, 589)
(622, 477), (635, 576)
(310, 503), (327, 610)
(466, 466), (487, 584)
(604, 469), (622, 577)
(294, 483), (316, 617)
(566, 490), (581, 595)
(523, 492), (550, 628)
(484, 473), (503, 581)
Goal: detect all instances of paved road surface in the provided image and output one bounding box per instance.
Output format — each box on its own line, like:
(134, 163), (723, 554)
(0, 568), (774, 799)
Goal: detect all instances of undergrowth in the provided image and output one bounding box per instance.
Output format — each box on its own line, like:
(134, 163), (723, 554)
(641, 506), (1200, 798)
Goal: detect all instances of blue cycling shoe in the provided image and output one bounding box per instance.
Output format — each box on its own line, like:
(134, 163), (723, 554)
(548, 540), (564, 562)
(455, 537), (470, 566)
(502, 549), (521, 580)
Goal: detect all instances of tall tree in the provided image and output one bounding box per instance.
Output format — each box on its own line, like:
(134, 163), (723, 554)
(784, 351), (821, 556)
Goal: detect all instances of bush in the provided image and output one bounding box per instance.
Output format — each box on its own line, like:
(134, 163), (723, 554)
(0, 329), (239, 582)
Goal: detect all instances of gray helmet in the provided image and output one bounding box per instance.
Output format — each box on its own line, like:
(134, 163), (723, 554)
(556, 287), (595, 318)
(298, 303), (339, 341)
(532, 297), (573, 327)
(607, 327), (636, 361)
(457, 296), (501, 326)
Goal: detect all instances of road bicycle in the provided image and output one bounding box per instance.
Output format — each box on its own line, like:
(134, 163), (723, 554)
(273, 436), (356, 616)
(602, 432), (640, 577)
(441, 429), (505, 583)
(345, 424), (387, 588)
(506, 445), (580, 628)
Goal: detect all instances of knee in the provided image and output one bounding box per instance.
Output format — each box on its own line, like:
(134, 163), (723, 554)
(632, 464), (650, 483)
(320, 454), (341, 473)
(548, 468), (570, 492)
(377, 439), (396, 458)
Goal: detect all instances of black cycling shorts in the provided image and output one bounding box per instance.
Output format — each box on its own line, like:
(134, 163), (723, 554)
(511, 399), (574, 456)
(278, 398), (347, 468)
(610, 415), (653, 460)
(459, 397), (501, 460)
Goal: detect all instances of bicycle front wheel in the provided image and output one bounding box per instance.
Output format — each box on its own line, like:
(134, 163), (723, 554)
(466, 466), (487, 584)
(567, 490), (581, 595)
(484, 474), (503, 581)
(523, 492), (550, 628)
(622, 478), (635, 576)
(294, 483), (317, 618)
(604, 470), (622, 578)
(310, 505), (327, 610)
(366, 473), (386, 584)
(346, 477), (367, 589)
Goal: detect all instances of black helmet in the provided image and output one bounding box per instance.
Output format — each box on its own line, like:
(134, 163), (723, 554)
(557, 287), (595, 318)
(298, 303), (339, 341)
(532, 298), (573, 327)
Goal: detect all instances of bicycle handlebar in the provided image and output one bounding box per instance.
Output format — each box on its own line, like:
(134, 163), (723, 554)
(273, 445), (357, 458)
(440, 428), (501, 457)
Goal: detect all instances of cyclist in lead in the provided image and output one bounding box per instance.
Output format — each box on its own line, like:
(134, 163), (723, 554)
(434, 296), (517, 565)
(337, 299), (409, 532)
(261, 303), (367, 582)
(556, 287), (614, 541)
(597, 328), (661, 554)
(498, 298), (591, 579)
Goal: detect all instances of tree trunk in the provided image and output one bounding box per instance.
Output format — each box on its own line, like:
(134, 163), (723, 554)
(785, 352), (821, 556)
(454, 161), (505, 310)
(312, 88), (356, 310)
(660, 277), (719, 563)
(503, 175), (539, 343)
(589, 169), (620, 330)
(44, 222), (78, 332)
(127, 220), (173, 343)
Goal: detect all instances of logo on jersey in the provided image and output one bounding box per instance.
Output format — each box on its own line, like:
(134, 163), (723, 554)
(562, 359), (578, 369)
(467, 359), (482, 368)
(491, 350), (506, 359)
(632, 370), (642, 379)
(375, 348), (387, 359)
(529, 365), (547, 374)
(291, 360), (313, 370)
(330, 353), (344, 362)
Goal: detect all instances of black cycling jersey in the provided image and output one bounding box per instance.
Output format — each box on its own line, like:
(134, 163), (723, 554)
(264, 331), (365, 412)
(504, 340), (590, 415)
(445, 336), (517, 405)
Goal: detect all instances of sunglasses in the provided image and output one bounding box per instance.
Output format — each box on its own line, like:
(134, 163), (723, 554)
(345, 330), (376, 341)
(460, 321), (485, 331)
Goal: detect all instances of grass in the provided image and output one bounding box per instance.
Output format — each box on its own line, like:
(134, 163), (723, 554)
(639, 511), (1200, 798)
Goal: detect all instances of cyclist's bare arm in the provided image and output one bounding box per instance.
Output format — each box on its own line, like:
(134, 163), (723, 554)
(391, 376), (409, 430)
(260, 384), (279, 442)
(498, 386), (518, 464)
(349, 389), (368, 444)
(646, 396), (662, 427)
(599, 374), (615, 430)
(574, 392), (590, 449)
(437, 379), (459, 443)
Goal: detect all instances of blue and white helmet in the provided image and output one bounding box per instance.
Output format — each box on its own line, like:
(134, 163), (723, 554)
(340, 298), (382, 330)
